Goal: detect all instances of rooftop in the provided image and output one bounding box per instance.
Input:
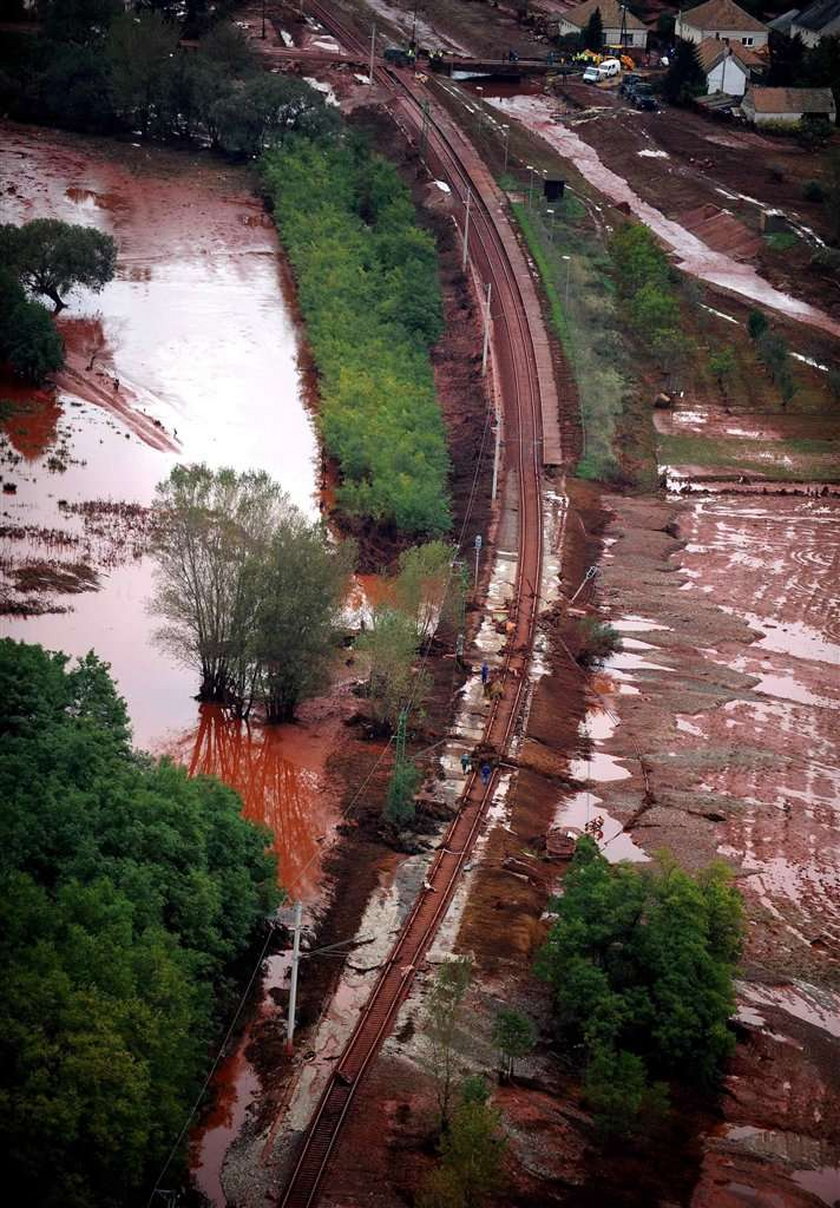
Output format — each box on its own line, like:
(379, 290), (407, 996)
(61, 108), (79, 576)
(791, 0), (840, 32)
(745, 85), (836, 112)
(695, 35), (765, 70)
(679, 0), (768, 33)
(559, 0), (648, 31)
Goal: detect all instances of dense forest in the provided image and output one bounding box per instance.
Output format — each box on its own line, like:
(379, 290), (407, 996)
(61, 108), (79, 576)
(0, 640), (280, 1206)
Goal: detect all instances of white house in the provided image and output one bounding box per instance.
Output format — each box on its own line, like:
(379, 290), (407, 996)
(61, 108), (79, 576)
(696, 37), (763, 96)
(555, 0), (650, 50)
(675, 0), (769, 48)
(741, 85), (836, 124)
(790, 0), (840, 45)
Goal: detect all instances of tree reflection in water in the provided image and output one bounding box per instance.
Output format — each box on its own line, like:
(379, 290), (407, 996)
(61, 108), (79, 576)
(170, 704), (329, 900)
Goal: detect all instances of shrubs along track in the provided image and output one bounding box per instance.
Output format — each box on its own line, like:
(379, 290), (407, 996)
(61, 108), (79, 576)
(262, 135), (451, 537)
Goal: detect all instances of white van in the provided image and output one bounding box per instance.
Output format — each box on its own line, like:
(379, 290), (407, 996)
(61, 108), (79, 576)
(582, 65), (600, 83)
(598, 58), (622, 78)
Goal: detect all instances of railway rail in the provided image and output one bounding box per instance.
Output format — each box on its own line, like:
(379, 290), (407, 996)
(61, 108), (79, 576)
(278, 6), (562, 1204)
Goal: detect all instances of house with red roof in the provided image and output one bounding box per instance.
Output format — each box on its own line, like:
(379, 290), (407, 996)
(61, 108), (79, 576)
(675, 0), (769, 48)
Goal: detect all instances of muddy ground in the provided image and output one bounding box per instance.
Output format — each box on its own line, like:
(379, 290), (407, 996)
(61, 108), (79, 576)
(251, 5), (840, 1207)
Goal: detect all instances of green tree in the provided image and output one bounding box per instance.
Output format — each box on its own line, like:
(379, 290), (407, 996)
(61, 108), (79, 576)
(747, 308), (769, 340)
(0, 639), (279, 1206)
(150, 464), (286, 707)
(423, 957), (473, 1129)
(105, 11), (179, 138)
(151, 464), (350, 719)
(261, 127), (450, 536)
(663, 38), (705, 106)
(250, 519), (354, 721)
(356, 605), (425, 731)
(0, 269), (64, 381)
(767, 29), (806, 87)
(536, 838), (743, 1131)
(609, 223), (669, 297)
(42, 0), (122, 45)
(418, 1100), (507, 1208)
(0, 218), (116, 311)
(757, 330), (795, 406)
(213, 74), (339, 159)
(492, 1007), (536, 1081)
(394, 540), (458, 643)
(582, 6), (604, 50)
(708, 346), (736, 396)
(385, 758), (421, 826)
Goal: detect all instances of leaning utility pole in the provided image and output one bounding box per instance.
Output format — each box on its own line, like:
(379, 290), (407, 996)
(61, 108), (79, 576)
(481, 281), (493, 375)
(285, 900), (304, 1052)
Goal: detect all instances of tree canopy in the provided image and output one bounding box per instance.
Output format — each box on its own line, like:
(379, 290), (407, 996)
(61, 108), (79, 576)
(663, 38), (706, 106)
(150, 463), (353, 721)
(536, 838), (743, 1132)
(583, 6), (604, 51)
(0, 639), (279, 1206)
(261, 130), (450, 535)
(0, 218), (116, 311)
(0, 269), (64, 382)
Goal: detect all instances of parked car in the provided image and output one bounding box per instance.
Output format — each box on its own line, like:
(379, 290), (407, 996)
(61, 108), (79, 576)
(634, 92), (658, 111)
(619, 73), (640, 96)
(582, 65), (601, 83)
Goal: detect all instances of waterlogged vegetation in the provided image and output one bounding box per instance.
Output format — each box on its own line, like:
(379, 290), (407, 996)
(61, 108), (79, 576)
(0, 639), (279, 1207)
(262, 136), (450, 535)
(151, 465), (354, 722)
(537, 838), (743, 1134)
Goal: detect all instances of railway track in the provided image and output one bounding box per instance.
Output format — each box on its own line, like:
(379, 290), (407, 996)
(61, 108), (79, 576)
(277, 7), (561, 1204)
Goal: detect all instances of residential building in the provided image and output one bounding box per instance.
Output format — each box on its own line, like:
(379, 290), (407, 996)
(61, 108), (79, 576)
(741, 85), (836, 123)
(675, 0), (769, 48)
(789, 0), (840, 45)
(555, 0), (651, 50)
(695, 36), (764, 95)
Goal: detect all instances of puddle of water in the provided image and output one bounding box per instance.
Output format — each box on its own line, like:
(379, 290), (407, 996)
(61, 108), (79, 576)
(610, 615), (671, 633)
(738, 981), (840, 1040)
(553, 792), (650, 863)
(606, 650), (674, 675)
(726, 611), (840, 667)
(569, 752), (631, 783)
(676, 716), (704, 737)
(791, 1167), (840, 1205)
(487, 95), (840, 339)
(754, 674), (837, 710)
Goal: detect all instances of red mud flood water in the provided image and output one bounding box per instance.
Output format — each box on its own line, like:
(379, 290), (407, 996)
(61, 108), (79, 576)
(0, 124), (338, 1201)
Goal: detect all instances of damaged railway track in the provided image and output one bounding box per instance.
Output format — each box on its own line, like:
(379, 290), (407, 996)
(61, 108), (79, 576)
(278, 6), (566, 1204)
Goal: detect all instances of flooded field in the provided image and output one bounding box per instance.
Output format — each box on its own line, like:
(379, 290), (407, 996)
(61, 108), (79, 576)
(590, 490), (840, 1206)
(0, 122), (338, 1200)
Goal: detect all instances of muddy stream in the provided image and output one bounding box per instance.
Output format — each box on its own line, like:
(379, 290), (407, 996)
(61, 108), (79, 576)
(0, 123), (335, 1202)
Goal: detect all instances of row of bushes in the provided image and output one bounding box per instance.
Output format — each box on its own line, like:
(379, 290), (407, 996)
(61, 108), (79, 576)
(608, 223), (687, 374)
(262, 135), (451, 535)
